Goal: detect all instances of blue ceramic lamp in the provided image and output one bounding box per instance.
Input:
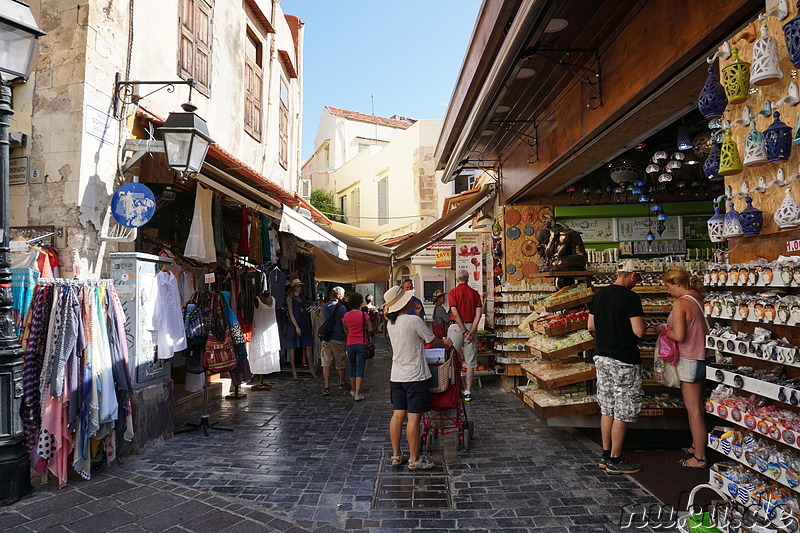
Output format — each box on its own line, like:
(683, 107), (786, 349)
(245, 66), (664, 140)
(698, 64), (728, 119)
(764, 111), (793, 163)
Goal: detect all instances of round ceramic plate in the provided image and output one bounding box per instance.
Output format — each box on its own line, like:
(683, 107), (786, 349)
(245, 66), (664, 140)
(513, 270), (525, 281)
(521, 262), (538, 277)
(537, 206), (554, 222)
(506, 226), (521, 240)
(506, 264), (516, 274)
(521, 239), (536, 256)
(504, 208), (521, 226)
(523, 225), (535, 236)
(522, 207), (538, 225)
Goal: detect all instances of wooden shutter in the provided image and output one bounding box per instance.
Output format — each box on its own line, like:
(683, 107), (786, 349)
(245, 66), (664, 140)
(377, 179), (387, 226)
(179, 0), (194, 79)
(194, 0), (212, 93)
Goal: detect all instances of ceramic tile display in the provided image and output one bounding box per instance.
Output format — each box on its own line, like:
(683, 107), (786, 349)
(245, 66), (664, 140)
(501, 205), (553, 285)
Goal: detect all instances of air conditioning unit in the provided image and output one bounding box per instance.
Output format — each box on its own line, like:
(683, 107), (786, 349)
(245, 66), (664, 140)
(300, 179), (312, 198)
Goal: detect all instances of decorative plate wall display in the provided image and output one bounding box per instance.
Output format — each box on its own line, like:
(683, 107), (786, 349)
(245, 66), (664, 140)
(504, 208), (522, 226)
(502, 205), (553, 285)
(506, 226), (521, 240)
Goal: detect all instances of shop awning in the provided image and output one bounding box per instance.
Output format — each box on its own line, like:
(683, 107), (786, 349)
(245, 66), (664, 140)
(329, 221), (379, 239)
(279, 206), (348, 260)
(392, 184), (494, 261)
(310, 224), (392, 283)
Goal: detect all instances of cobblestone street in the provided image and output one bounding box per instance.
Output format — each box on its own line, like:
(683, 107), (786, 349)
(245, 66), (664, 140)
(1, 338), (665, 532)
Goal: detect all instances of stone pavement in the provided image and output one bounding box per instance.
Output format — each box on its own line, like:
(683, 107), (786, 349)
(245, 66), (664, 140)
(1, 337), (672, 532)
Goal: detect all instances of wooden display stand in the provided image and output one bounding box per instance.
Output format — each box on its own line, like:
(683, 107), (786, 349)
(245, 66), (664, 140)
(527, 340), (596, 361)
(533, 318), (588, 336)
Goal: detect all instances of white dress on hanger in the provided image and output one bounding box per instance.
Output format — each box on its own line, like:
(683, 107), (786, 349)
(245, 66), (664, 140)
(184, 184), (216, 263)
(249, 297), (281, 374)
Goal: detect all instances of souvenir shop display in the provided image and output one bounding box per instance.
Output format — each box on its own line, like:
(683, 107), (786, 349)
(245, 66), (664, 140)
(19, 279), (134, 487)
(10, 226), (60, 335)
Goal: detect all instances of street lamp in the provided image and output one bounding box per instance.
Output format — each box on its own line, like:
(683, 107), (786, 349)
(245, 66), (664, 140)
(159, 101), (214, 179)
(0, 0), (44, 506)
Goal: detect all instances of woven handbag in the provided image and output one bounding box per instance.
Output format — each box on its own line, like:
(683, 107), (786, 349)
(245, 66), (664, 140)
(362, 311), (376, 359)
(202, 293), (237, 372)
(428, 357), (452, 394)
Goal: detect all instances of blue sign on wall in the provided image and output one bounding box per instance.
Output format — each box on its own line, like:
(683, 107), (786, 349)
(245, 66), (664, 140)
(111, 182), (156, 228)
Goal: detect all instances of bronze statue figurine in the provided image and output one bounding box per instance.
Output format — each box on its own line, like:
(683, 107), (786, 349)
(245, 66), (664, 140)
(536, 221), (588, 272)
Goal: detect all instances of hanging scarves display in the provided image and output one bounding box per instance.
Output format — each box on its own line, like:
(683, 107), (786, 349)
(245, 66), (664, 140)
(20, 279), (133, 488)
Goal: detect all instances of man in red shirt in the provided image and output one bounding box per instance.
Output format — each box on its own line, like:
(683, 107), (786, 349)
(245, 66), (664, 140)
(447, 269), (483, 401)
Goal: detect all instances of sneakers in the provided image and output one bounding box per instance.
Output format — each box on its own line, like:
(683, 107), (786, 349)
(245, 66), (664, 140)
(599, 456), (608, 470)
(354, 394), (365, 401)
(463, 390), (472, 402)
(605, 458), (641, 475)
(350, 390), (355, 397)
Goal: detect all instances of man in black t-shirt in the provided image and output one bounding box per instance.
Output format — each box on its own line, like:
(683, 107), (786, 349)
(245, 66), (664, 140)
(588, 259), (647, 475)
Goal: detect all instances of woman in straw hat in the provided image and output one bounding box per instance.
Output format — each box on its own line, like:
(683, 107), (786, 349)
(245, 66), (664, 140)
(286, 278), (316, 379)
(431, 289), (448, 339)
(383, 285), (452, 471)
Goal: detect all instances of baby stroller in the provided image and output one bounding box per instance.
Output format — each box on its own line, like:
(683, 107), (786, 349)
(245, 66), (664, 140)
(421, 347), (475, 452)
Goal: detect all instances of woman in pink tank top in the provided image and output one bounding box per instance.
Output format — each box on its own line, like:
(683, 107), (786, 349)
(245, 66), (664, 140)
(658, 266), (710, 469)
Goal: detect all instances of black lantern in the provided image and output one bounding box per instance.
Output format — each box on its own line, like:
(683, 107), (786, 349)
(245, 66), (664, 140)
(158, 101), (213, 178)
(0, 0), (44, 507)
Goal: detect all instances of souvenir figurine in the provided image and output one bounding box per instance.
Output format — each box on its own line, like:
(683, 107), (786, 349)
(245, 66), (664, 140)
(711, 268), (720, 284)
(794, 264), (800, 285)
(739, 301), (750, 319)
(792, 304), (800, 323)
(719, 268), (728, 284)
(766, 303), (777, 322)
(739, 267), (749, 284)
(783, 264), (794, 285)
(705, 300), (714, 316)
(748, 268), (758, 285)
(713, 299), (723, 317)
(763, 267), (774, 285)
(704, 272), (711, 285)
(779, 304), (790, 324)
(726, 299), (737, 318)
(755, 302), (766, 320)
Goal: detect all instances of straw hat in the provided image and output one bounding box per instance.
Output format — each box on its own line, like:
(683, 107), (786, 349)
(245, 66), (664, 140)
(289, 278), (304, 288)
(383, 285), (414, 313)
(431, 289), (446, 302)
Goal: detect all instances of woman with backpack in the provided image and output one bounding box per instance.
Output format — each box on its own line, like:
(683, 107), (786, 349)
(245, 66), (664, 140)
(342, 292), (373, 401)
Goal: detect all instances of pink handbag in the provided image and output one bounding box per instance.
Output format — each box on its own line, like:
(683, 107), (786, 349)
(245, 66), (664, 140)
(657, 329), (680, 365)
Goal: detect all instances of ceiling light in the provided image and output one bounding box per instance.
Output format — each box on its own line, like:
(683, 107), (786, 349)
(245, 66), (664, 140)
(685, 159), (699, 165)
(544, 18), (568, 33)
(516, 67), (535, 79)
(495, 105), (511, 114)
(480, 129), (495, 136)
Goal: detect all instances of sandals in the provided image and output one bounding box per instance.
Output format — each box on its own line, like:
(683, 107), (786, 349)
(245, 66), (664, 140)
(408, 456), (436, 471)
(682, 446), (696, 455)
(338, 382), (350, 390)
(679, 456), (708, 469)
(391, 454), (408, 467)
(322, 387), (331, 396)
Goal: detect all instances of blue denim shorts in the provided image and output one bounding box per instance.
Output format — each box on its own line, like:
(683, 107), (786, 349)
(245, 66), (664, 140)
(677, 357), (708, 383)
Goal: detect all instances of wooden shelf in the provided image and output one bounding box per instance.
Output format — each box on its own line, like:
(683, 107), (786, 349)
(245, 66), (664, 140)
(706, 399), (800, 452)
(593, 285), (669, 294)
(533, 318), (588, 337)
(533, 294), (593, 313)
(521, 362), (596, 389)
(527, 270), (595, 278)
(527, 339), (596, 361)
(643, 306), (672, 314)
(514, 387), (599, 418)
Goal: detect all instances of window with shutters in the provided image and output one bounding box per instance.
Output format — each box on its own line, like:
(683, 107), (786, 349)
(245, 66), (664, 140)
(179, 0), (212, 95)
(352, 188), (361, 227)
(279, 78), (289, 169)
(339, 194), (347, 224)
(377, 178), (388, 226)
(244, 28), (263, 141)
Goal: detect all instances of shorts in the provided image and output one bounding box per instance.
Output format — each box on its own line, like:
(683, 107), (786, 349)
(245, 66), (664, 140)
(677, 357), (708, 383)
(593, 355), (643, 423)
(447, 323), (477, 369)
(321, 340), (347, 370)
(390, 380), (431, 414)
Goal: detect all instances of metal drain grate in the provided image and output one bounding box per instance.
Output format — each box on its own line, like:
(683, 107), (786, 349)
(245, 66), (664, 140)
(372, 450), (451, 509)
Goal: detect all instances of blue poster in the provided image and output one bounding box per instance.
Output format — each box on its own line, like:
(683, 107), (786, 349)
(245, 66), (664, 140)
(111, 182), (156, 228)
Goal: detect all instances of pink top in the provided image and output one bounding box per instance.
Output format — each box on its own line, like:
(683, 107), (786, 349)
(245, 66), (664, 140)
(666, 295), (709, 361)
(343, 310), (370, 346)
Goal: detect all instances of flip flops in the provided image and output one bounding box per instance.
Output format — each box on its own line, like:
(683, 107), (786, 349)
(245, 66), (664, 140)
(322, 387), (331, 396)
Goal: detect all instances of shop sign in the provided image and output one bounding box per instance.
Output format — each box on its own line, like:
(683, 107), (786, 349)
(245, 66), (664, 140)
(435, 249), (452, 269)
(558, 217), (616, 242)
(84, 105), (118, 145)
(787, 239), (800, 252)
(616, 216), (682, 241)
(9, 156), (28, 186)
(682, 216), (709, 240)
(456, 232), (482, 291)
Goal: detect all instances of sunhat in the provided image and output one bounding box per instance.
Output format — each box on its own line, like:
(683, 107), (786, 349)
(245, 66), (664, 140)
(289, 278), (304, 287)
(431, 289), (446, 302)
(383, 285), (414, 313)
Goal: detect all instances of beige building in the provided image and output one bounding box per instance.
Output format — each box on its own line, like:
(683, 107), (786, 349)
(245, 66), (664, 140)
(11, 0), (304, 277)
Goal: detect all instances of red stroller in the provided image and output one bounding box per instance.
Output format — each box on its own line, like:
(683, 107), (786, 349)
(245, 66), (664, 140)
(421, 347), (475, 452)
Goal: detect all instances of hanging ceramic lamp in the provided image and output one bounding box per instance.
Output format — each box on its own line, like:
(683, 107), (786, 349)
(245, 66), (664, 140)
(707, 206), (725, 242)
(703, 141), (723, 181)
(743, 121), (768, 167)
(723, 202), (744, 238)
(722, 48), (751, 104)
(784, 3), (800, 68)
(775, 187), (800, 228)
(751, 24), (783, 86)
(719, 130), (743, 175)
(764, 111), (793, 163)
(698, 63), (728, 119)
(739, 196), (763, 235)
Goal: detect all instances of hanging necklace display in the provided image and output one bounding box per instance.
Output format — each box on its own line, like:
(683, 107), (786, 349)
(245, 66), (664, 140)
(784, 2), (800, 68)
(707, 205), (725, 242)
(739, 196), (764, 235)
(722, 48), (751, 104)
(698, 63), (729, 119)
(743, 121), (769, 167)
(751, 24), (783, 86)
(723, 201), (745, 238)
(719, 130), (744, 175)
(704, 140), (723, 180)
(764, 111), (793, 163)
(775, 187), (800, 228)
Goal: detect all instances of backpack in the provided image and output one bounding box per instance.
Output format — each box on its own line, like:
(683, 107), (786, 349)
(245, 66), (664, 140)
(318, 302), (343, 341)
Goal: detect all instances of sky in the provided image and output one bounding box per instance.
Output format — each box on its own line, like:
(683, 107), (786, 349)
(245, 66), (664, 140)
(280, 0), (483, 159)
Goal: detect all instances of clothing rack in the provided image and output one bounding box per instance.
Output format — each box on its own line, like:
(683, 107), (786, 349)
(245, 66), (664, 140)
(11, 225), (61, 247)
(175, 371), (234, 437)
(37, 278), (114, 286)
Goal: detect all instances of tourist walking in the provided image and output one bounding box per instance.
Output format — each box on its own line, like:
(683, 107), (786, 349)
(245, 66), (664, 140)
(447, 270), (482, 401)
(321, 286), (348, 396)
(342, 292), (373, 401)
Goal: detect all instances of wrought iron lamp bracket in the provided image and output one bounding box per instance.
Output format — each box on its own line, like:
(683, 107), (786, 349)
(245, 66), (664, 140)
(113, 72), (197, 118)
(524, 48), (602, 109)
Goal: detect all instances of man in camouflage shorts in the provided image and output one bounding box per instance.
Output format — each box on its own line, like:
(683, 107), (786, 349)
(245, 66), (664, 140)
(588, 259), (646, 475)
